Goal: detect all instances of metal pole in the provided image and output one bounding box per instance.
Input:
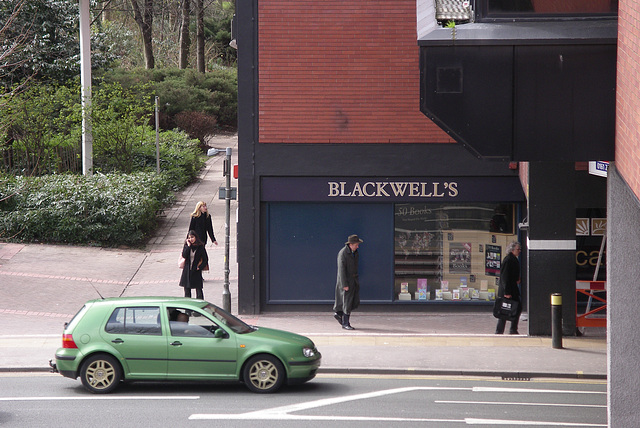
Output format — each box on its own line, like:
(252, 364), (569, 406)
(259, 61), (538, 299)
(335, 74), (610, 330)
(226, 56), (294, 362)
(155, 96), (160, 174)
(551, 293), (563, 349)
(79, 0), (93, 175)
(222, 147), (232, 312)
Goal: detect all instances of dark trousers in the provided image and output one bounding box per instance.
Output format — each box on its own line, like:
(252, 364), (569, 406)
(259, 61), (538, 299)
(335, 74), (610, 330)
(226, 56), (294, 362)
(184, 287), (204, 300)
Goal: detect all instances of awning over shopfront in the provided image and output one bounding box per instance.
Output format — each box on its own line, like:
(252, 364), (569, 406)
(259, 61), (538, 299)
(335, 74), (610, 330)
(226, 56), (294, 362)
(262, 176), (526, 203)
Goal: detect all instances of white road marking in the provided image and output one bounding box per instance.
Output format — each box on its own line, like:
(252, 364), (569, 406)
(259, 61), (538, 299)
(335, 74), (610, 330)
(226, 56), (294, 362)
(0, 395), (199, 401)
(190, 385), (605, 424)
(436, 400), (606, 408)
(464, 418), (606, 426)
(472, 387), (606, 395)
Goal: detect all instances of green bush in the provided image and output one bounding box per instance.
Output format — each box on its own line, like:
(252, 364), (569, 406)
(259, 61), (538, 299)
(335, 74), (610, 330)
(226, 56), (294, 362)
(0, 172), (174, 246)
(91, 82), (154, 174)
(130, 127), (204, 190)
(0, 84), (82, 175)
(99, 67), (238, 131)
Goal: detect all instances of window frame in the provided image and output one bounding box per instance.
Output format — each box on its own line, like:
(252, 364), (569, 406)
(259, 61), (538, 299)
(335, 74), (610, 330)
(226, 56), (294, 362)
(475, 0), (618, 23)
(104, 306), (162, 336)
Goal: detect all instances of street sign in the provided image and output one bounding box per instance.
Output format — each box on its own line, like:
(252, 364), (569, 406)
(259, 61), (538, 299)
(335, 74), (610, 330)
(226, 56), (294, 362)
(219, 187), (237, 200)
(589, 161), (609, 178)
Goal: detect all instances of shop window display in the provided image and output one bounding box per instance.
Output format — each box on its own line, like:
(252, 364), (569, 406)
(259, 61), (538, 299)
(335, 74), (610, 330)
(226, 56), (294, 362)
(394, 203), (518, 303)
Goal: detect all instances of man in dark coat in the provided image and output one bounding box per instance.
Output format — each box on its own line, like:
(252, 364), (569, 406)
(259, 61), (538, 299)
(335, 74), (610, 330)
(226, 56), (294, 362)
(495, 241), (522, 334)
(333, 234), (362, 330)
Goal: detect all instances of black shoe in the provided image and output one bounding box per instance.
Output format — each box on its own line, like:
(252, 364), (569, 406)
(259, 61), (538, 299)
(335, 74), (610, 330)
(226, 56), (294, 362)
(509, 331), (519, 335)
(342, 314), (354, 330)
(333, 313), (343, 325)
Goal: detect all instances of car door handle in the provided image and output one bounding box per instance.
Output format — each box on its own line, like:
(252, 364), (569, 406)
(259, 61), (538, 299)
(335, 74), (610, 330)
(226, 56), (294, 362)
(112, 338), (124, 344)
(170, 341), (183, 346)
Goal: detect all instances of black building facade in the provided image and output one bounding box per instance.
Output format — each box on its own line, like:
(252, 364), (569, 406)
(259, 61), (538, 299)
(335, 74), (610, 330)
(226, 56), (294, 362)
(235, 0), (613, 336)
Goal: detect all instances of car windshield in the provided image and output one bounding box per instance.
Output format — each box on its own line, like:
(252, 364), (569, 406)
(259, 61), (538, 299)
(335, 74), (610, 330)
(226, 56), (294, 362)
(201, 303), (255, 334)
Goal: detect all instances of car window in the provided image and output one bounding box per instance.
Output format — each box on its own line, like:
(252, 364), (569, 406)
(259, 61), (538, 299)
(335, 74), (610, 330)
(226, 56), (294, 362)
(105, 307), (162, 335)
(202, 303), (255, 334)
(168, 307), (222, 338)
(65, 305), (88, 331)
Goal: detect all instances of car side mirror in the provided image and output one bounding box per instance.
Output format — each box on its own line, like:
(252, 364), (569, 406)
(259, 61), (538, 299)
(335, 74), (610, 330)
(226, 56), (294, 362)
(214, 328), (225, 338)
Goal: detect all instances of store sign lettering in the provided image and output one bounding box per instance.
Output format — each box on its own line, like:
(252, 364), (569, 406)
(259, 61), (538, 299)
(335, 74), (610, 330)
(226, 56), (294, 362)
(328, 181), (458, 198)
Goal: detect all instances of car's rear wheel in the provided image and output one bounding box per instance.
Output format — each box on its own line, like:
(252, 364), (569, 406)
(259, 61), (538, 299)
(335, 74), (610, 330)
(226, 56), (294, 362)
(243, 354), (285, 393)
(79, 354), (122, 394)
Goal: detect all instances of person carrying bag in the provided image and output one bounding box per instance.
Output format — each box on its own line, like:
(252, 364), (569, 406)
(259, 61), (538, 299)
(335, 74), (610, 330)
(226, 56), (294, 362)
(494, 241), (523, 334)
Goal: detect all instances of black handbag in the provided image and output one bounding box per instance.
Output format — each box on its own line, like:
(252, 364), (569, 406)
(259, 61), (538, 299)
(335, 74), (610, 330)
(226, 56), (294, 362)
(493, 297), (519, 321)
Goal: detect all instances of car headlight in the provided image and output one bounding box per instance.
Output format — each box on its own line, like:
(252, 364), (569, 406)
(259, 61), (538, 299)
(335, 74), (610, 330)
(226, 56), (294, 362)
(302, 347), (316, 358)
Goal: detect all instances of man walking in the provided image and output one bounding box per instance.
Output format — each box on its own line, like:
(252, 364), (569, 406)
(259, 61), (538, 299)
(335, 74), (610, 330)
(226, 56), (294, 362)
(495, 241), (522, 334)
(333, 234), (362, 330)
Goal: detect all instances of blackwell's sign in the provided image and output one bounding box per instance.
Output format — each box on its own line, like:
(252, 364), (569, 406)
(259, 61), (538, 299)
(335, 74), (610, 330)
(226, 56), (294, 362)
(328, 181), (458, 198)
(262, 177), (525, 202)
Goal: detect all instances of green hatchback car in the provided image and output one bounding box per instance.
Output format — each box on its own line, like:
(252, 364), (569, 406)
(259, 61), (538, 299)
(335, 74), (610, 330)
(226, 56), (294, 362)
(50, 297), (321, 394)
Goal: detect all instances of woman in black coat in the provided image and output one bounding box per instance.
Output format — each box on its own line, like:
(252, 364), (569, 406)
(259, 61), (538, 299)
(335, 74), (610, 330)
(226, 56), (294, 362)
(179, 230), (209, 299)
(188, 201), (218, 246)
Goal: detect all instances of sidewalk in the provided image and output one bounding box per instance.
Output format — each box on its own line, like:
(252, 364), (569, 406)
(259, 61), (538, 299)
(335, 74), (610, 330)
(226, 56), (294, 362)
(0, 134), (607, 379)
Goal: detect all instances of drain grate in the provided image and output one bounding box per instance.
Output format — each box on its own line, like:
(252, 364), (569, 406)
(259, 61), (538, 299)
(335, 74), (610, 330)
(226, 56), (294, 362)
(502, 375), (531, 381)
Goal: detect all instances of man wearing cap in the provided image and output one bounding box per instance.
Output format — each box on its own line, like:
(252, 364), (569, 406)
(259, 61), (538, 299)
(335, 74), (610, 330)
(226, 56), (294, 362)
(333, 234), (363, 330)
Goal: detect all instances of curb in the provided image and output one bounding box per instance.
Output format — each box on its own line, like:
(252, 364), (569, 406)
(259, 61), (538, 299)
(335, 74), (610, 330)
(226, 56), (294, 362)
(317, 367), (607, 380)
(1, 365), (607, 381)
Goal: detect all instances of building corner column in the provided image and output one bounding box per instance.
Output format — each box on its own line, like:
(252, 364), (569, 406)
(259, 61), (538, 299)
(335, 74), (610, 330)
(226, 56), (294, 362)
(526, 162), (577, 335)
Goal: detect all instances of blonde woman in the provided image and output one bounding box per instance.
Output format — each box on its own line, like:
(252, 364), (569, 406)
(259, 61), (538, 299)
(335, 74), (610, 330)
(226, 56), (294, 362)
(188, 201), (218, 246)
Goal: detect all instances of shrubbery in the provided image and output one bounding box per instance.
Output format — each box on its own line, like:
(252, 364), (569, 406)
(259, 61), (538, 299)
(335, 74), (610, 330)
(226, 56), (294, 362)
(0, 65), (232, 246)
(0, 172), (175, 246)
(100, 67), (237, 134)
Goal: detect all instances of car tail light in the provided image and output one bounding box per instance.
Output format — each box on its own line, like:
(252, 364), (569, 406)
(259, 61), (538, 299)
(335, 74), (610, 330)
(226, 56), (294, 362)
(62, 334), (78, 349)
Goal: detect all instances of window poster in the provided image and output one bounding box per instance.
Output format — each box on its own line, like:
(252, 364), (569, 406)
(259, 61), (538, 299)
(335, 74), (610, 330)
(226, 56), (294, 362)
(485, 244), (501, 276)
(449, 242), (471, 273)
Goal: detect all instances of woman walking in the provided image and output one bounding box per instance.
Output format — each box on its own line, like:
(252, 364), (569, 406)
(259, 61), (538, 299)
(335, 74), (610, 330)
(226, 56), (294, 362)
(188, 201), (218, 247)
(179, 230), (209, 299)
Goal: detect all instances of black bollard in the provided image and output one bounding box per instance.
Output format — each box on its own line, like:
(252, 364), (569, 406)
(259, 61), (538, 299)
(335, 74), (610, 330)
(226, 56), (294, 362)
(551, 293), (563, 349)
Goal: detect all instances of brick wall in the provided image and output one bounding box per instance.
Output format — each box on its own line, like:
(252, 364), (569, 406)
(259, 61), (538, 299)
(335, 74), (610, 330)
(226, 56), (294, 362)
(616, 1), (640, 198)
(258, 0), (453, 144)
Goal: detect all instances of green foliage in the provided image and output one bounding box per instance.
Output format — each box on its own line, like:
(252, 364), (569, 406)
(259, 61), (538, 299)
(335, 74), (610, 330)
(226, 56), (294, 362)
(0, 172), (174, 246)
(99, 67), (238, 132)
(129, 127), (205, 190)
(0, 1), (233, 247)
(0, 83), (82, 175)
(90, 82), (154, 173)
(202, 14), (237, 67)
(0, 0), (119, 88)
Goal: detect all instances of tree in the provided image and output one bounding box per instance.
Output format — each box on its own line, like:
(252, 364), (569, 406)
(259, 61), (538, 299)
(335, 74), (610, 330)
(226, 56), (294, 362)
(1, 0), (120, 88)
(179, 0), (191, 69)
(129, 0), (155, 69)
(0, 0), (29, 87)
(1, 0), (80, 87)
(196, 0), (205, 72)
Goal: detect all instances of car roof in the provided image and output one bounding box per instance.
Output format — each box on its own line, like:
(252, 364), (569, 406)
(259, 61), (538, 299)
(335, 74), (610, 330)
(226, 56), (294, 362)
(85, 296), (208, 306)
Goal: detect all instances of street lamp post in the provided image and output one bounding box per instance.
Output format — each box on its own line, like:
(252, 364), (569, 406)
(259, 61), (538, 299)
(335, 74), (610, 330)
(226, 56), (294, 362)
(79, 0), (93, 175)
(155, 96), (160, 174)
(222, 147), (232, 312)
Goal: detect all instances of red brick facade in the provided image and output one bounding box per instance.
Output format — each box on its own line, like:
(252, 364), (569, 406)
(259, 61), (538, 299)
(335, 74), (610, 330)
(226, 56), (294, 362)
(258, 0), (453, 144)
(616, 1), (640, 198)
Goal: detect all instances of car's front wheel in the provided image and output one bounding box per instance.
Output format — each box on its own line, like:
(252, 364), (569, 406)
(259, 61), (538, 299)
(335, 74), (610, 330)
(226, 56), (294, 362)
(243, 354), (285, 393)
(79, 354), (122, 394)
